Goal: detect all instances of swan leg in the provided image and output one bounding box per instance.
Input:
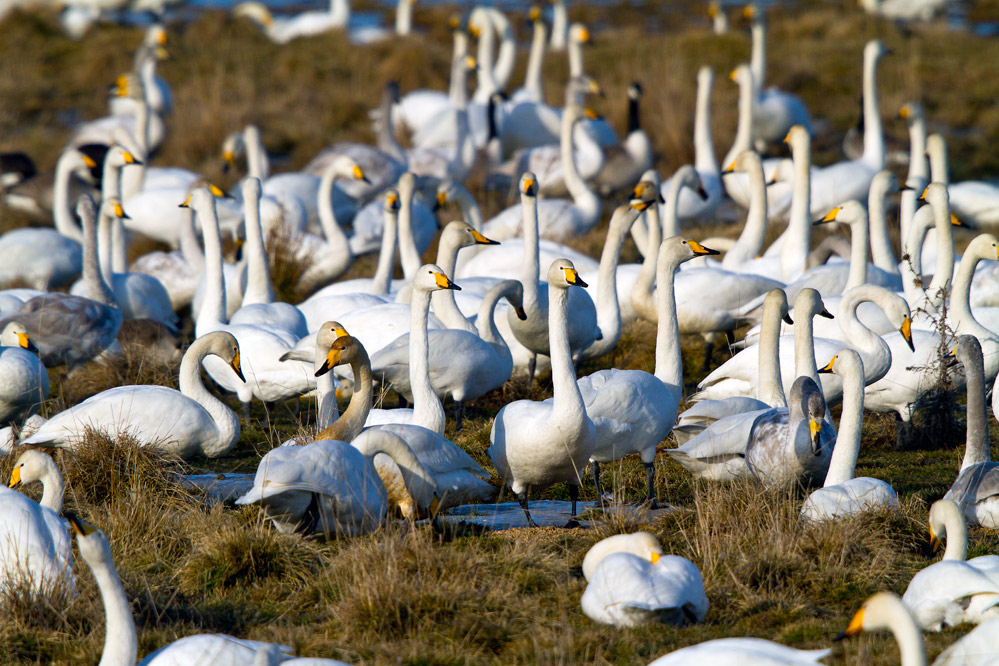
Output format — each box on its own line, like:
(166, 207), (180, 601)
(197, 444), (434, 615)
(644, 461), (659, 510)
(517, 489), (539, 528)
(527, 355), (537, 383)
(241, 400), (251, 420)
(454, 401), (464, 432)
(700, 333), (717, 373)
(398, 394), (409, 409)
(564, 484), (581, 529)
(591, 461), (604, 500)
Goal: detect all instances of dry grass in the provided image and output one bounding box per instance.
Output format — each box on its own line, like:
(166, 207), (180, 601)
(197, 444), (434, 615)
(2, 0), (999, 664)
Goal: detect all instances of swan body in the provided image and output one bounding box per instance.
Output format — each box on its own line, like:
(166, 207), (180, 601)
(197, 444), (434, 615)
(0, 322), (49, 424)
(647, 638), (829, 666)
(581, 533), (707, 628)
(0, 227), (81, 290)
(21, 332), (243, 458)
(233, 0), (348, 44)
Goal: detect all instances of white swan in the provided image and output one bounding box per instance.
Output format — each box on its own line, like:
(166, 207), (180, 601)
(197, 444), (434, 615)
(488, 259), (596, 527)
(362, 265), (460, 434)
(0, 195), (121, 369)
(592, 82), (655, 196)
(837, 593), (925, 666)
(2, 450), (72, 597)
(22, 331), (243, 458)
(483, 106), (601, 243)
(0, 193), (82, 289)
(647, 639), (828, 665)
(187, 189), (314, 410)
(800, 349), (899, 521)
(315, 334), (495, 514)
(744, 4), (813, 147)
(233, 0), (349, 44)
(394, 23), (470, 134)
(925, 499), (999, 587)
(584, 236), (716, 506)
(0, 322), (48, 424)
(943, 335), (999, 528)
(581, 532), (708, 627)
(227, 178), (308, 338)
(371, 279), (524, 427)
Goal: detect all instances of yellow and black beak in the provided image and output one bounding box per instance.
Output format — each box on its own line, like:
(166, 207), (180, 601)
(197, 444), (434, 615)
(82, 154), (98, 169)
(352, 165), (370, 184)
(522, 177), (538, 196)
(436, 191), (448, 209)
(650, 551), (661, 564)
(179, 194), (192, 209)
(470, 229), (500, 245)
(951, 214), (965, 228)
(514, 306), (528, 321)
(316, 345), (341, 378)
(16, 332), (39, 354)
(930, 526), (943, 553)
(900, 315), (914, 352)
(630, 199), (653, 212)
(579, 27), (591, 43)
(818, 356), (837, 374)
(64, 511), (95, 537)
(222, 151), (235, 173)
(113, 201), (130, 220)
(386, 193), (400, 209)
(433, 271), (461, 291)
(809, 419), (822, 455)
(122, 151), (142, 166)
(230, 349), (245, 383)
(8, 466), (21, 488)
(920, 185), (930, 200)
(584, 108), (602, 121)
(819, 207), (840, 224)
(563, 267), (588, 288)
(724, 160), (737, 173)
(686, 240), (720, 256)
(834, 607), (865, 641)
(208, 184), (228, 199)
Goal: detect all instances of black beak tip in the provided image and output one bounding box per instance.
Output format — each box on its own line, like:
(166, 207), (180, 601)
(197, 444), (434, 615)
(821, 309), (834, 319)
(833, 631), (848, 643)
(516, 308), (527, 321)
(451, 283), (462, 291)
(783, 314), (794, 325)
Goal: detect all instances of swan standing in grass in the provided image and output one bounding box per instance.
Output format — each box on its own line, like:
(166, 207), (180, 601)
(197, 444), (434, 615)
(21, 332), (243, 459)
(488, 259), (596, 527)
(187, 189), (315, 411)
(943, 335), (999, 528)
(2, 450), (73, 597)
(0, 322), (48, 424)
(371, 279), (525, 428)
(362, 265), (461, 433)
(581, 532), (708, 628)
(800, 350), (899, 521)
(585, 236), (718, 506)
(65, 515), (350, 666)
(227, 178), (308, 338)
(0, 196), (121, 369)
(316, 334), (495, 513)
(743, 4), (813, 148)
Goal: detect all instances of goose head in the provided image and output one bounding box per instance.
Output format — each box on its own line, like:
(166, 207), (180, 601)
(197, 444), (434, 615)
(548, 258), (587, 289)
(788, 377), (826, 455)
(8, 449), (58, 491)
(793, 288), (834, 322)
(414, 264), (461, 294)
(519, 172), (539, 198)
(204, 330), (245, 382)
(313, 322), (349, 376)
(581, 532), (663, 581)
(442, 221), (499, 251)
(1, 321), (38, 353)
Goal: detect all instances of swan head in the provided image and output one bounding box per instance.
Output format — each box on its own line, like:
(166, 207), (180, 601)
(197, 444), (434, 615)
(928, 499), (965, 555)
(672, 165), (706, 199)
(316, 334), (365, 378)
(793, 288), (834, 322)
(965, 234), (999, 265)
(106, 145), (142, 170)
(496, 279), (527, 320)
(415, 264), (461, 294)
(101, 197), (130, 222)
(202, 331), (244, 383)
(658, 237), (720, 270)
(742, 4), (760, 21)
(519, 172), (538, 197)
(569, 23), (590, 45)
(818, 348), (863, 381)
(725, 150), (762, 175)
(783, 125), (811, 153)
(636, 168), (661, 190)
(899, 102), (923, 123)
(548, 258), (587, 289)
(233, 2), (275, 28)
(179, 187), (218, 217)
(328, 156), (369, 183)
(761, 288), (794, 326)
(1, 321), (38, 353)
(144, 23), (167, 48)
(728, 63), (752, 88)
(66, 512), (115, 569)
(864, 39), (889, 63)
(384, 189), (401, 214)
(443, 221), (499, 251)
(609, 201), (652, 236)
(836, 592), (922, 644)
(8, 449), (59, 491)
(788, 377), (826, 455)
(581, 532), (663, 581)
(632, 178), (664, 204)
(313, 322), (350, 376)
(871, 170), (900, 197)
(817, 200), (865, 228)
(436, 180), (470, 209)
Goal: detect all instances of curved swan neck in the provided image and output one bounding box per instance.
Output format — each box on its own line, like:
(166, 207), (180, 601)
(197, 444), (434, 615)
(241, 182), (274, 306)
(846, 213), (870, 290)
(868, 175), (899, 274)
(951, 245), (994, 346)
(410, 285), (445, 434)
(83, 205), (115, 307)
(477, 280), (516, 349)
(39, 460), (64, 513)
(758, 295), (787, 407)
(959, 338), (991, 471)
(940, 501), (969, 561)
(654, 244), (683, 399)
(353, 430), (437, 507)
(924, 193), (955, 301)
(723, 155), (767, 268)
(838, 287), (890, 377)
(862, 46), (885, 169)
(53, 152), (84, 241)
(489, 10), (517, 92)
(781, 133), (812, 281)
(90, 544), (137, 666)
(319, 349), (372, 443)
(317, 168), (350, 260)
(472, 14), (499, 101)
(524, 20), (547, 103)
(824, 353), (864, 486)
(180, 336), (240, 456)
(693, 70), (718, 173)
(583, 207), (641, 360)
(370, 206), (398, 296)
(749, 17), (765, 99)
(431, 231), (476, 335)
(632, 202), (662, 323)
(550, 282), (585, 417)
(561, 109), (600, 220)
(397, 181), (422, 280)
(195, 198), (227, 332)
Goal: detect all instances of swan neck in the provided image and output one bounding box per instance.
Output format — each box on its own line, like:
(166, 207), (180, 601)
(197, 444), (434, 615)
(862, 49), (885, 169)
(474, 18), (498, 100)
(97, 209), (114, 285)
(397, 185), (421, 280)
(654, 250), (682, 399)
(631, 204), (661, 322)
(693, 75), (718, 173)
(521, 192), (540, 306)
(179, 337), (240, 454)
(846, 215), (870, 290)
(475, 281), (509, 347)
(925, 198), (955, 300)
(244, 129), (269, 180)
(568, 33), (583, 78)
(410, 286), (445, 434)
(52, 153), (83, 241)
(961, 340), (991, 471)
(782, 137), (812, 281)
(92, 549), (137, 666)
(195, 200), (227, 333)
(550, 283), (585, 415)
(395, 0), (412, 35)
(724, 73), (754, 167)
(370, 208), (398, 295)
(354, 431), (436, 507)
(319, 351), (372, 443)
(908, 116), (929, 182)
(240, 188), (273, 306)
(942, 503), (969, 561)
(824, 360), (864, 486)
(525, 21), (547, 102)
(724, 158), (768, 268)
(431, 236), (475, 334)
(663, 176), (685, 239)
(178, 210), (205, 272)
(794, 312), (819, 388)
(584, 209), (638, 359)
(561, 112), (599, 218)
(749, 20), (765, 98)
(868, 180), (899, 273)
(890, 607), (929, 666)
(758, 298), (787, 407)
(317, 169), (350, 257)
(39, 465), (64, 513)
(81, 204), (114, 307)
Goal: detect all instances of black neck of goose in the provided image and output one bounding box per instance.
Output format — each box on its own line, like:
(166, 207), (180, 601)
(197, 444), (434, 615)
(628, 96), (640, 134)
(487, 96), (498, 142)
